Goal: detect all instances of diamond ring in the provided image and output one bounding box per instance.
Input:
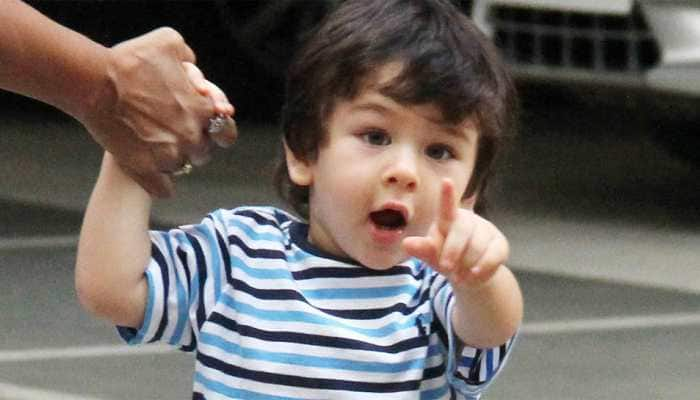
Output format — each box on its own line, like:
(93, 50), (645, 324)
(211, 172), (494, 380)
(207, 114), (227, 135)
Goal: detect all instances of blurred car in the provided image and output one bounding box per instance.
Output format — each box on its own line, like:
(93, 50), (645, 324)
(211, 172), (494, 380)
(469, 1), (698, 96)
(465, 0), (700, 165)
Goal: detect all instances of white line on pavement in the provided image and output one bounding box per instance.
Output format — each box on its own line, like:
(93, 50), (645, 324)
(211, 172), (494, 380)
(521, 311), (700, 336)
(0, 344), (173, 363)
(0, 382), (106, 400)
(0, 235), (78, 251)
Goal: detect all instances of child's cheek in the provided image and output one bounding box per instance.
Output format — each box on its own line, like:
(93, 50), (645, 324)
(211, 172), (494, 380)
(412, 203), (438, 236)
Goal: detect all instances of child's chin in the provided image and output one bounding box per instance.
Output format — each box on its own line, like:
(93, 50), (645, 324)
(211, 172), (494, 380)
(359, 253), (409, 270)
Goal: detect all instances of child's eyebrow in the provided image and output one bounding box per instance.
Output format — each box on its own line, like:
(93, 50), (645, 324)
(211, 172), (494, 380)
(427, 116), (476, 143)
(351, 100), (475, 142)
(350, 102), (390, 115)
(442, 124), (474, 142)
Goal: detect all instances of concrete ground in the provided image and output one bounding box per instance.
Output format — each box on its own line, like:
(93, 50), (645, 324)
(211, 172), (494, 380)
(1, 93), (698, 399)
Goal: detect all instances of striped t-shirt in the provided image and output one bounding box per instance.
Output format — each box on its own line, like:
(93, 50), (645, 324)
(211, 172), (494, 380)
(119, 206), (515, 399)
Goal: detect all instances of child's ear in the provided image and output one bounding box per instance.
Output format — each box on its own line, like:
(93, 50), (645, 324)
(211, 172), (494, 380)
(284, 142), (313, 186)
(461, 194), (477, 210)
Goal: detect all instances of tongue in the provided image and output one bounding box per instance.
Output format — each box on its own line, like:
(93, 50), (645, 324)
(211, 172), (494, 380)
(370, 210), (405, 230)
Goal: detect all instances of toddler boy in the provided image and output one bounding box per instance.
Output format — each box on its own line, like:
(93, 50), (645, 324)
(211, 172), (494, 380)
(76, 0), (523, 398)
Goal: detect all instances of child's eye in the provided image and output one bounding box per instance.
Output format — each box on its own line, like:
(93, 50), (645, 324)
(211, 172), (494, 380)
(425, 144), (455, 160)
(361, 130), (391, 146)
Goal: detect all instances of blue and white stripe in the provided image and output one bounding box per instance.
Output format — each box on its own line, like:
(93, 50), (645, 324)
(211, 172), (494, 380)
(119, 206), (514, 399)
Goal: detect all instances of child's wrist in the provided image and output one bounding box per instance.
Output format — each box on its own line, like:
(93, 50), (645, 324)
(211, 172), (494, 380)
(100, 152), (151, 198)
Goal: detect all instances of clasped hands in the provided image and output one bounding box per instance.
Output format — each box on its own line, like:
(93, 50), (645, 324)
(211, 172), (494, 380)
(83, 28), (237, 198)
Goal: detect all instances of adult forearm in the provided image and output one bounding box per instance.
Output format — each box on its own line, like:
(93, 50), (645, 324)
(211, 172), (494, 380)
(0, 0), (109, 120)
(451, 265), (523, 348)
(76, 153), (152, 327)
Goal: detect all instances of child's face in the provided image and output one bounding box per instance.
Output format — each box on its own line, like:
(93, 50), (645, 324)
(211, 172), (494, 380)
(286, 65), (479, 269)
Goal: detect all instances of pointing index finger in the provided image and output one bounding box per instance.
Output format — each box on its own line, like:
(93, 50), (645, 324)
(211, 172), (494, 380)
(437, 178), (457, 235)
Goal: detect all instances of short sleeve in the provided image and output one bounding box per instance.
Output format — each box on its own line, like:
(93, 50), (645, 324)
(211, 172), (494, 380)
(430, 271), (518, 399)
(118, 209), (232, 351)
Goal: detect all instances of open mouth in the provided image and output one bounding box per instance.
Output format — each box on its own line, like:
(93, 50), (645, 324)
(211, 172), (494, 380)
(369, 209), (407, 231)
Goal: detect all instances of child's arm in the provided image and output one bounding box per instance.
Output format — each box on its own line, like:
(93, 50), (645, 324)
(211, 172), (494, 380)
(403, 179), (523, 348)
(76, 63), (234, 328)
(75, 152), (152, 328)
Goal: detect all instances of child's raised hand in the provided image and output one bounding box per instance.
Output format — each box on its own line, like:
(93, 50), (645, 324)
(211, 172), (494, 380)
(402, 179), (509, 286)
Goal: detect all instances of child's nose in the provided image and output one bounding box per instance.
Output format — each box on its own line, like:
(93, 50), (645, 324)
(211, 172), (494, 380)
(382, 152), (419, 191)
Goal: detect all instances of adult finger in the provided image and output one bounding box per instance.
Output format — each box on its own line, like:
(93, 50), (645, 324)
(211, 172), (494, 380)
(182, 62), (210, 95)
(121, 161), (174, 198)
(210, 116), (238, 148)
(180, 63), (237, 149)
(187, 137), (213, 167)
(150, 143), (186, 173)
(139, 172), (175, 199)
(178, 41), (196, 64)
(200, 80), (238, 148)
(155, 27), (196, 63)
(202, 80), (234, 116)
(178, 111), (215, 167)
(179, 75), (233, 155)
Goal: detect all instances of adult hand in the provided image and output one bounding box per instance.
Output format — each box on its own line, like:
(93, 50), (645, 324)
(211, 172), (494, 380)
(402, 178), (510, 286)
(79, 27), (237, 197)
(181, 62), (238, 150)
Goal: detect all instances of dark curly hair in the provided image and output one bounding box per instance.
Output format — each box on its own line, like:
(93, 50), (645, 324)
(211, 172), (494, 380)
(275, 0), (517, 218)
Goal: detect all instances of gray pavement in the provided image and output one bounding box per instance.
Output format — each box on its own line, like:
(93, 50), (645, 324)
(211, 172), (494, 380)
(2, 242), (698, 399)
(1, 97), (699, 399)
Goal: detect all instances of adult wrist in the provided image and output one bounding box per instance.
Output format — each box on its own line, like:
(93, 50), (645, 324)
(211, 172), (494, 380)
(71, 43), (115, 128)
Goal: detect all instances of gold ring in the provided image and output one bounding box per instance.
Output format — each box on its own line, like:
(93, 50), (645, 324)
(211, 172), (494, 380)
(172, 161), (193, 177)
